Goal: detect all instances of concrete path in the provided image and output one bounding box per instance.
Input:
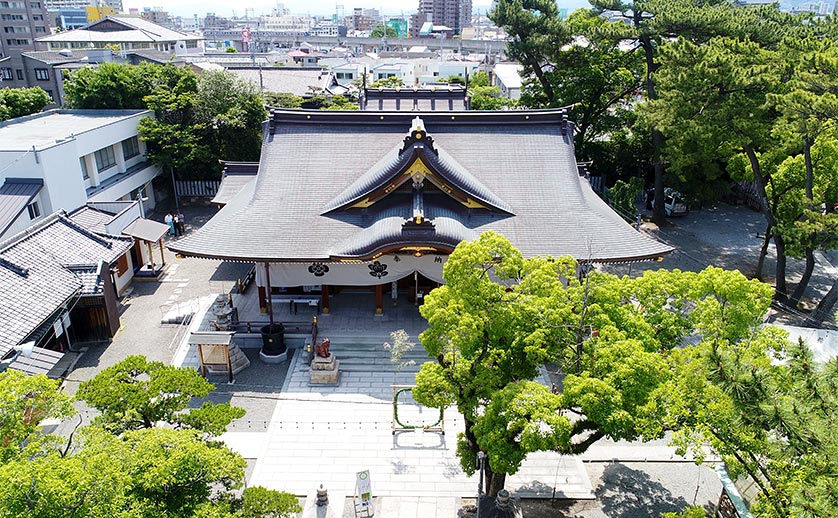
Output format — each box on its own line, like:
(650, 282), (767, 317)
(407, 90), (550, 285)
(221, 350), (594, 504)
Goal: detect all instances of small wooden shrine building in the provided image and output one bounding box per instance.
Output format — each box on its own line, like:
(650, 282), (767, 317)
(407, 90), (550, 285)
(169, 109), (672, 315)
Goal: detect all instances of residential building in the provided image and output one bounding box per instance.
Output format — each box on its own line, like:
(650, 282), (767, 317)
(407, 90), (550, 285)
(48, 6), (84, 29)
(415, 0), (472, 35)
(44, 0), (122, 11)
(332, 61), (365, 86)
(0, 109), (162, 241)
(140, 6), (171, 28)
(371, 62), (415, 84)
(0, 0), (51, 90)
(260, 14), (311, 33)
(37, 16), (202, 53)
(0, 209), (133, 376)
(493, 62), (522, 99)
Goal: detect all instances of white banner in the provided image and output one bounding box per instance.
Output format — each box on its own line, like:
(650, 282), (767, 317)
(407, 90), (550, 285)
(255, 254), (447, 288)
(356, 470), (372, 507)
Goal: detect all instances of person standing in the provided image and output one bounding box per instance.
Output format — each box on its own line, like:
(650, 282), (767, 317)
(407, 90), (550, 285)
(176, 210), (185, 236)
(164, 212), (174, 236)
(173, 213), (181, 236)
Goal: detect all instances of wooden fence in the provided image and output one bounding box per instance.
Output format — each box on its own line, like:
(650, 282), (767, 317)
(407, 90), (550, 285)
(176, 180), (220, 198)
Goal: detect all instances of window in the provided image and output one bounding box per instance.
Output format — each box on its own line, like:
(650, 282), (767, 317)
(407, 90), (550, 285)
(121, 136), (140, 159)
(94, 146), (116, 172)
(79, 157), (89, 179)
(32, 14), (42, 20)
(1, 14), (26, 21)
(30, 2), (40, 8)
(0, 1), (25, 7)
(44, 90), (53, 101)
(15, 69), (23, 80)
(34, 68), (49, 80)
(0, 68), (11, 80)
(35, 26), (45, 33)
(27, 201), (40, 220)
(6, 39), (30, 45)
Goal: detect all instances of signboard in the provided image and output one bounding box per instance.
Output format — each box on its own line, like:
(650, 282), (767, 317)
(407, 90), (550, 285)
(356, 470), (372, 507)
(241, 26), (252, 44)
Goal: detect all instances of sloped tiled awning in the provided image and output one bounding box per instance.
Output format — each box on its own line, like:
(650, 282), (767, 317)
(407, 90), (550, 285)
(122, 218), (169, 242)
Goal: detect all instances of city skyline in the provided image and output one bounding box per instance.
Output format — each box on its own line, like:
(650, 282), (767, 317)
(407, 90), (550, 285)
(120, 0), (592, 20)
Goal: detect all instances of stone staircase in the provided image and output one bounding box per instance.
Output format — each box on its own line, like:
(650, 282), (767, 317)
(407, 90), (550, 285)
(324, 335), (431, 373)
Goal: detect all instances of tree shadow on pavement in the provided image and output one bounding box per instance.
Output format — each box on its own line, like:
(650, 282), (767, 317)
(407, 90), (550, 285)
(597, 462), (689, 517)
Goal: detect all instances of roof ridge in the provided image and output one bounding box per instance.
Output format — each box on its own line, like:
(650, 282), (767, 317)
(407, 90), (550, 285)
(55, 213), (114, 248)
(0, 211), (63, 253)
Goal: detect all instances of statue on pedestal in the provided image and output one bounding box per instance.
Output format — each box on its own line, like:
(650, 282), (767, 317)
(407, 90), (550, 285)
(315, 337), (331, 358)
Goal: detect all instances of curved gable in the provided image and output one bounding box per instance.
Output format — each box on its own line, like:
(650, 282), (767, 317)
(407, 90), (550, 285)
(322, 117), (514, 215)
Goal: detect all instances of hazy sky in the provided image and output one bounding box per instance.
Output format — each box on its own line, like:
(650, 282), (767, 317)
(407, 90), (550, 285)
(121, 0), (591, 20)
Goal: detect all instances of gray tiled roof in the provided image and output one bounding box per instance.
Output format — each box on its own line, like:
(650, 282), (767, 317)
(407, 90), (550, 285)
(212, 163), (258, 206)
(322, 134), (513, 214)
(228, 68), (332, 97)
(67, 206), (116, 234)
(0, 212), (133, 354)
(21, 50), (85, 65)
(0, 179), (43, 236)
(169, 109), (673, 263)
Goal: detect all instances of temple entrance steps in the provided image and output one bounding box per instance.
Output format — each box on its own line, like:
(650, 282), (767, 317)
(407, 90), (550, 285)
(325, 335), (430, 373)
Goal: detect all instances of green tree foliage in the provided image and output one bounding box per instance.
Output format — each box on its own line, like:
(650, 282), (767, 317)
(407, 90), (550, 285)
(76, 355), (245, 435)
(225, 46), (237, 53)
(469, 86), (512, 110)
(64, 61), (157, 109)
(651, 332), (838, 517)
(196, 70), (266, 162)
(609, 176), (644, 219)
(264, 92), (304, 109)
(369, 76), (404, 88)
(413, 232), (775, 497)
(469, 71), (490, 87)
(64, 63), (266, 180)
(0, 370), (74, 463)
(0, 87), (51, 121)
(0, 358), (298, 518)
(370, 24), (397, 38)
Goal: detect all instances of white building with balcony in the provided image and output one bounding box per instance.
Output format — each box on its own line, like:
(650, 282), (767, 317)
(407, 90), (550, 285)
(0, 109), (162, 240)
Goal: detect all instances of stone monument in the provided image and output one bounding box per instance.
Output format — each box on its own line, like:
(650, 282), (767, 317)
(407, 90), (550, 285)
(309, 338), (339, 385)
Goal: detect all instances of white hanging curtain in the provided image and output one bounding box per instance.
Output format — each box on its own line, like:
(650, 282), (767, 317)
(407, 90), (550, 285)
(255, 254), (448, 287)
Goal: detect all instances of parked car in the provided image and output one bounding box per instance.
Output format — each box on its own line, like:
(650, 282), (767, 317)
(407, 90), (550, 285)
(645, 188), (689, 217)
(663, 188), (689, 217)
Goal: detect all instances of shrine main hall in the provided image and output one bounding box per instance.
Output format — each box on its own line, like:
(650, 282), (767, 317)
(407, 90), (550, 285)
(169, 109), (672, 315)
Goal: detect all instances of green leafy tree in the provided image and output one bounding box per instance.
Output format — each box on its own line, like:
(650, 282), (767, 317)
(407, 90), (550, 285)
(413, 232), (774, 496)
(64, 62), (157, 109)
(0, 87), (51, 121)
(470, 71), (490, 87)
(370, 24), (397, 38)
(469, 85), (511, 110)
(369, 76), (404, 88)
(76, 355), (245, 435)
(609, 176), (644, 219)
(0, 370), (74, 463)
(264, 92), (304, 109)
(651, 331), (838, 517)
(196, 70), (267, 162)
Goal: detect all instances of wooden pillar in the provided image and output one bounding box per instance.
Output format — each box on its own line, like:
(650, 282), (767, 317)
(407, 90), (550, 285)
(134, 240), (144, 267)
(258, 286), (267, 313)
(225, 345), (233, 384)
(146, 241), (155, 270)
(321, 285), (330, 314)
(197, 344), (206, 377)
(375, 283), (383, 315)
(158, 238), (165, 265)
(265, 262), (274, 327)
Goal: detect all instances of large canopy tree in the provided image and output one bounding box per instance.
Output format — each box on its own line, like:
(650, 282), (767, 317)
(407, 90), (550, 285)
(413, 232), (774, 497)
(76, 355), (245, 435)
(64, 63), (267, 180)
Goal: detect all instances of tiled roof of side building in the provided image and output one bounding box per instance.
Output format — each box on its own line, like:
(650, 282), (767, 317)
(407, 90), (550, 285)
(228, 68), (333, 98)
(169, 109), (674, 263)
(0, 212), (134, 354)
(0, 179), (43, 236)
